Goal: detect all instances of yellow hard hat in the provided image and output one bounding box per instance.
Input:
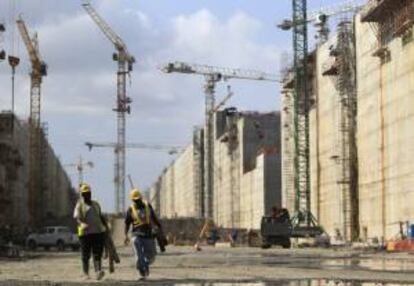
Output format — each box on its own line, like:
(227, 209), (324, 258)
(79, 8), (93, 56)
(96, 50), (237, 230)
(79, 183), (91, 193)
(130, 188), (142, 200)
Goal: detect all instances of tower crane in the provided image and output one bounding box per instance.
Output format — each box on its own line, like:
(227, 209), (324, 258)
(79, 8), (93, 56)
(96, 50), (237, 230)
(64, 156), (94, 186)
(278, 0), (364, 44)
(17, 16), (48, 225)
(161, 61), (279, 219)
(278, 0), (365, 237)
(82, 1), (135, 213)
(85, 142), (183, 155)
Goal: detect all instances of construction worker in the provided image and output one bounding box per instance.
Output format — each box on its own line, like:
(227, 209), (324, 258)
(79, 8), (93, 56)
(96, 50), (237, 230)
(73, 183), (107, 280)
(124, 188), (162, 280)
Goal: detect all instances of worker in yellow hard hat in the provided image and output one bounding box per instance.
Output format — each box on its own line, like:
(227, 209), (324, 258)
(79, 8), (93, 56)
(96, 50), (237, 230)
(124, 188), (163, 280)
(73, 183), (107, 280)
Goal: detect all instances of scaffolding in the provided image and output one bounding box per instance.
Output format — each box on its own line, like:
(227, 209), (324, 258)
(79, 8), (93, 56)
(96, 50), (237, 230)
(322, 20), (359, 241)
(362, 0), (414, 54)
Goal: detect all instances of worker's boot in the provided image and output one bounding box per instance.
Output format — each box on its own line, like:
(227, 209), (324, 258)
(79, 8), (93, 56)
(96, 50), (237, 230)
(93, 259), (105, 280)
(82, 261), (90, 280)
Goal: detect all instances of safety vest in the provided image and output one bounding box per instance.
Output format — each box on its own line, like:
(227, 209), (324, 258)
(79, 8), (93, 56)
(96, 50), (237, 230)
(131, 201), (150, 227)
(77, 200), (102, 237)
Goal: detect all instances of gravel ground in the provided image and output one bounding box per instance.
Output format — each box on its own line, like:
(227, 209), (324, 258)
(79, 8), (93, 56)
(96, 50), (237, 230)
(0, 246), (413, 285)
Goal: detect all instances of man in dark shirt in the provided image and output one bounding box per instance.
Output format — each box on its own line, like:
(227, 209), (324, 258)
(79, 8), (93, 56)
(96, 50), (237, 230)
(124, 188), (162, 279)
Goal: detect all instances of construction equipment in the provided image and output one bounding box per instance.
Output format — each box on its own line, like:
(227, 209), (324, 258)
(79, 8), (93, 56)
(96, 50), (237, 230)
(211, 85), (234, 114)
(279, 0), (365, 239)
(63, 156), (94, 186)
(280, 0), (321, 236)
(17, 16), (48, 225)
(278, 0), (364, 44)
(85, 141), (182, 206)
(82, 1), (135, 213)
(161, 61), (279, 219)
(261, 209), (292, 249)
(8, 56), (20, 115)
(0, 23), (5, 61)
(85, 142), (183, 155)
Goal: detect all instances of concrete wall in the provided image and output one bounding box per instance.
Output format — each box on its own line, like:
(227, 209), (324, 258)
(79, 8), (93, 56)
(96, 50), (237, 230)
(281, 3), (414, 241)
(0, 112), (75, 230)
(239, 152), (281, 230)
(356, 14), (414, 240)
(153, 128), (204, 219)
(281, 89), (295, 214)
(213, 110), (281, 230)
(152, 111), (282, 229)
(309, 35), (345, 237)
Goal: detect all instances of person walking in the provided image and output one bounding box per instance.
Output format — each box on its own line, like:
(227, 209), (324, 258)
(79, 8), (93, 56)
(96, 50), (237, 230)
(73, 183), (107, 280)
(124, 188), (163, 280)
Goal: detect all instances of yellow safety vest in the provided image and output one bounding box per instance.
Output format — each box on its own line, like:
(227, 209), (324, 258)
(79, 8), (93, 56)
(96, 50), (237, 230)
(77, 201), (102, 237)
(131, 201), (150, 227)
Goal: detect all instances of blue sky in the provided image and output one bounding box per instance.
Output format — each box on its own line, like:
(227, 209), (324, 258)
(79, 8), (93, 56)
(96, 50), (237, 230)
(0, 0), (362, 212)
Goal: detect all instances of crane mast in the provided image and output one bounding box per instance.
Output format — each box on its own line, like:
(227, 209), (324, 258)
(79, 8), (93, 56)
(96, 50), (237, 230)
(83, 2), (135, 213)
(291, 0), (313, 227)
(17, 17), (48, 225)
(161, 61), (279, 219)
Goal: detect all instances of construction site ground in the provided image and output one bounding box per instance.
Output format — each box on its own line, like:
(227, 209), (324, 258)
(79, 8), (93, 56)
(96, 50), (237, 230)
(1, 246), (414, 285)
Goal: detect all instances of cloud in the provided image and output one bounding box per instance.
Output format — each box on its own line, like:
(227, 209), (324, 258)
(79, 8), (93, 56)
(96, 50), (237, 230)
(0, 2), (281, 211)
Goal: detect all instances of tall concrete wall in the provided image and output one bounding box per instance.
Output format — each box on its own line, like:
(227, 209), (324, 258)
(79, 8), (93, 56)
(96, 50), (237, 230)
(0, 112), (75, 230)
(281, 2), (414, 241)
(152, 110), (282, 230)
(213, 110), (281, 230)
(356, 12), (414, 240)
(153, 128), (204, 219)
(281, 89), (295, 214)
(309, 35), (345, 237)
(240, 152), (281, 230)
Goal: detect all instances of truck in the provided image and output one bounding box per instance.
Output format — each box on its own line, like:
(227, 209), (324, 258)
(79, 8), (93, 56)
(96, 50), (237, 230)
(26, 226), (79, 251)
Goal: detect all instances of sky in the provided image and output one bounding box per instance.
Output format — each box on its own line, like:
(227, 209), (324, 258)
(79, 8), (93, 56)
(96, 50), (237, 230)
(0, 0), (361, 212)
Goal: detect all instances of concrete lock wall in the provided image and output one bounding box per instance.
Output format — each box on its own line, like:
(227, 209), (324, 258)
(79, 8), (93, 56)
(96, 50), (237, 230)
(240, 152), (281, 230)
(154, 138), (203, 219)
(281, 89), (295, 214)
(355, 14), (414, 241)
(152, 111), (281, 230)
(0, 112), (75, 229)
(282, 7), (414, 241)
(213, 111), (281, 230)
(309, 34), (345, 237)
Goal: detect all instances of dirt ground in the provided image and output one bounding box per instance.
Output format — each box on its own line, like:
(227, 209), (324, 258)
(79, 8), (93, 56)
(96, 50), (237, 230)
(0, 246), (414, 285)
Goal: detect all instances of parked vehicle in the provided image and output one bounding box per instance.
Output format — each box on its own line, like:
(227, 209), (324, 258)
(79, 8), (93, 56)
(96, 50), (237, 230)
(260, 209), (292, 249)
(26, 226), (79, 251)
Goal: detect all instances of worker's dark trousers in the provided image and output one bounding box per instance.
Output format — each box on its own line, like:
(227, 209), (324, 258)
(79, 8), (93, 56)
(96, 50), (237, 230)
(80, 232), (105, 274)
